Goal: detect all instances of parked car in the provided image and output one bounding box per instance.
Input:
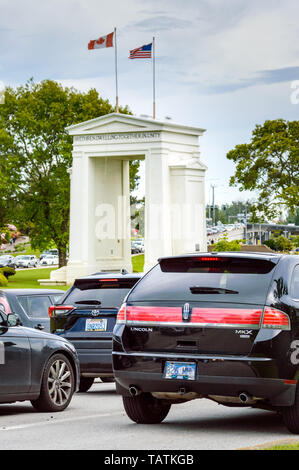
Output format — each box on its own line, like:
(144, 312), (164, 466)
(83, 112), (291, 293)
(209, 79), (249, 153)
(49, 272), (142, 392)
(113, 252), (299, 433)
(40, 255), (59, 266)
(0, 255), (16, 269)
(131, 242), (140, 254)
(15, 255), (38, 268)
(133, 240), (144, 253)
(0, 288), (64, 332)
(0, 309), (79, 411)
(40, 249), (59, 260)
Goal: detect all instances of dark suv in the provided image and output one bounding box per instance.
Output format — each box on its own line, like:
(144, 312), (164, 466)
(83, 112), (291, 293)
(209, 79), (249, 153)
(113, 252), (299, 433)
(50, 272), (142, 392)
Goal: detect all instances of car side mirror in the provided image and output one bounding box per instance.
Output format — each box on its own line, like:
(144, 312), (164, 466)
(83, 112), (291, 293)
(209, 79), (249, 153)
(7, 313), (22, 327)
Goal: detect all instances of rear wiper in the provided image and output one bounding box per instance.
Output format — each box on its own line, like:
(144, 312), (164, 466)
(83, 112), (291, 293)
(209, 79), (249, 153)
(74, 300), (102, 305)
(189, 286), (238, 294)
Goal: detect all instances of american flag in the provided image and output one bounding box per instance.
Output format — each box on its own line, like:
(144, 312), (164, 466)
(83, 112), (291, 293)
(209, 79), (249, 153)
(129, 43), (152, 59)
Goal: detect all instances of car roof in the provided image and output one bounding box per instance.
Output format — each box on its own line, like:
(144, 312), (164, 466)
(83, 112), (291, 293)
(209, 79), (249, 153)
(158, 251), (284, 262)
(0, 289), (64, 295)
(76, 272), (143, 281)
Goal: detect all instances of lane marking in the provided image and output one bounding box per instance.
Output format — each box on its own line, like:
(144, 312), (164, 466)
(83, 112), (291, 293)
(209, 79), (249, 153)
(0, 410), (123, 431)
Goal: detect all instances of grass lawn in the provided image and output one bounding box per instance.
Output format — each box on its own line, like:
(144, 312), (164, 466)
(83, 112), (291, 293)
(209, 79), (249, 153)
(132, 254), (144, 272)
(5, 268), (68, 291)
(261, 441), (299, 450)
(4, 255), (145, 290)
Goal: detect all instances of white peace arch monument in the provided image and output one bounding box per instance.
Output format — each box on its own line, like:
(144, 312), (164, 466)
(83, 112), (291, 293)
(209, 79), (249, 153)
(48, 113), (207, 285)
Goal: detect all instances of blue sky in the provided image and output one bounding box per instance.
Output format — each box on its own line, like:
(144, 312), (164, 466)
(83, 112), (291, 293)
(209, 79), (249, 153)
(1, 0), (298, 205)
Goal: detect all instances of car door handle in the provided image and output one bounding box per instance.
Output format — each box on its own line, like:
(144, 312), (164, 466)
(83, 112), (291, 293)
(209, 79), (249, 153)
(34, 324), (44, 330)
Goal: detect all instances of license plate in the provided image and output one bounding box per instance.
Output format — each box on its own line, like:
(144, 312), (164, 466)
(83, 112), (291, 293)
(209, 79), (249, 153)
(85, 318), (107, 332)
(163, 361), (196, 380)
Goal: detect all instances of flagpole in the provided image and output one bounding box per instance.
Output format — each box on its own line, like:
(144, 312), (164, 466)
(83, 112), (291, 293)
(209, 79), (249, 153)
(152, 36), (156, 119)
(114, 27), (119, 113)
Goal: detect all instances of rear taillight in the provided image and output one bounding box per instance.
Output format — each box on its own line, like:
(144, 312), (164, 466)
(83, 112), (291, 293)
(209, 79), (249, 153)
(117, 303), (126, 324)
(116, 304), (182, 325)
(127, 306), (182, 324)
(191, 308), (262, 328)
(262, 307), (290, 330)
(116, 306), (263, 328)
(48, 305), (74, 318)
(115, 305), (291, 331)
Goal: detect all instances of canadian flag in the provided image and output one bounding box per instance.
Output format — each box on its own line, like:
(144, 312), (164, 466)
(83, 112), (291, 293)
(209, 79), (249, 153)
(88, 32), (114, 50)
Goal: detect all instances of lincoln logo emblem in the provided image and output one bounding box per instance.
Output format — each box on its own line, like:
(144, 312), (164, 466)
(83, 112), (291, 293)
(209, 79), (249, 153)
(183, 303), (191, 322)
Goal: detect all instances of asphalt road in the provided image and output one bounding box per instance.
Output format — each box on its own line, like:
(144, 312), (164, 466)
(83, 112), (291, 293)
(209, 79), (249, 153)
(0, 380), (298, 451)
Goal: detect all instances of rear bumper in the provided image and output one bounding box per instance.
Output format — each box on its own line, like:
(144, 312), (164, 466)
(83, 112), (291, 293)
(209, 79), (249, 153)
(77, 348), (113, 376)
(112, 351), (297, 407)
(59, 336), (114, 377)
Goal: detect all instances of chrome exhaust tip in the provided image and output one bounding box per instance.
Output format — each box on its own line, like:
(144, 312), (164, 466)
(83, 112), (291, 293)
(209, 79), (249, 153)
(239, 392), (251, 403)
(129, 386), (141, 397)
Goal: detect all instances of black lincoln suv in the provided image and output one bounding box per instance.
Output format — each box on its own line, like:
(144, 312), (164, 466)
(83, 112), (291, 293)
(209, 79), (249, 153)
(49, 272), (142, 392)
(112, 252), (299, 433)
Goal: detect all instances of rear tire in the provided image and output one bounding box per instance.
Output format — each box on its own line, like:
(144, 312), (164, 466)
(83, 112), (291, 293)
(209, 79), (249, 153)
(31, 354), (75, 412)
(78, 377), (94, 392)
(123, 393), (171, 424)
(282, 384), (299, 433)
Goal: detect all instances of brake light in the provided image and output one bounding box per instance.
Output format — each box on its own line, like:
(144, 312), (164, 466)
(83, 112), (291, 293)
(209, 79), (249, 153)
(116, 305), (182, 325)
(262, 307), (290, 330)
(48, 305), (74, 318)
(99, 278), (118, 282)
(127, 306), (182, 323)
(191, 308), (262, 327)
(117, 303), (126, 323)
(115, 305), (290, 330)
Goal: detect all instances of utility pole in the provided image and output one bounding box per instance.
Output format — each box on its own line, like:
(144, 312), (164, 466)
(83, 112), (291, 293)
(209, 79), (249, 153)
(211, 184), (216, 226)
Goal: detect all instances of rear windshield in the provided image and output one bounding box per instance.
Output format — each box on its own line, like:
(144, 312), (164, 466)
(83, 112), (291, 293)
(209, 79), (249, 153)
(64, 279), (138, 308)
(128, 257), (277, 304)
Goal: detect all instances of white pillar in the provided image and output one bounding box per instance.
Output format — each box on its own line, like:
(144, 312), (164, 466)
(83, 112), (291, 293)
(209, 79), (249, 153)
(170, 163), (207, 255)
(144, 147), (172, 272)
(66, 152), (95, 283)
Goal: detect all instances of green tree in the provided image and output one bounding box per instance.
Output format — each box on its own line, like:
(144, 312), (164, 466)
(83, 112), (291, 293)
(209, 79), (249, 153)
(264, 235), (293, 252)
(206, 200), (255, 225)
(287, 207), (299, 226)
(210, 234), (243, 252)
(0, 79), (139, 267)
(227, 119), (299, 219)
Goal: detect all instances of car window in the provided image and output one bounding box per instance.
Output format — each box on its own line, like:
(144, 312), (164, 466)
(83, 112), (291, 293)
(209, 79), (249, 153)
(291, 265), (299, 300)
(129, 257), (277, 304)
(64, 280), (138, 308)
(17, 295), (52, 318)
